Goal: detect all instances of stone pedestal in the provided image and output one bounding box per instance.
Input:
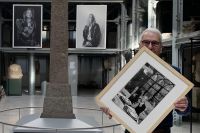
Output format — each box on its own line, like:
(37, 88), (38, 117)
(13, 114), (102, 133)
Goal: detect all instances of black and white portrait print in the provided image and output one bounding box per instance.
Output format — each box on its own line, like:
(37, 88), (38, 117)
(112, 63), (175, 124)
(76, 5), (107, 49)
(13, 5), (42, 48)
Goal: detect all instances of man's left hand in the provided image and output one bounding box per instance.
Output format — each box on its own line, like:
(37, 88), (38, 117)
(174, 96), (188, 112)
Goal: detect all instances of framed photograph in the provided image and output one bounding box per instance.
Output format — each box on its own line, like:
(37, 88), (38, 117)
(96, 46), (193, 133)
(76, 5), (107, 49)
(13, 4), (43, 48)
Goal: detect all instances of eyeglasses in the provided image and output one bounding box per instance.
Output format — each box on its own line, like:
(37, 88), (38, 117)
(141, 40), (160, 47)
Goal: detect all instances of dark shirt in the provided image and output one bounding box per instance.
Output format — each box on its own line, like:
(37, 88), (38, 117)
(16, 19), (37, 46)
(83, 23), (101, 47)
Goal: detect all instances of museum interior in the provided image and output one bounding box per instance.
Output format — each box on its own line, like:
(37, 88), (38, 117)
(0, 0), (200, 133)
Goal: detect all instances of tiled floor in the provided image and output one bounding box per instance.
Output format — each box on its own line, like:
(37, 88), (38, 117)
(0, 90), (200, 133)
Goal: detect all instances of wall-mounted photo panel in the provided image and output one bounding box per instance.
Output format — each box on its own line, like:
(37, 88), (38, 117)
(76, 5), (107, 49)
(96, 46), (194, 133)
(13, 4), (43, 48)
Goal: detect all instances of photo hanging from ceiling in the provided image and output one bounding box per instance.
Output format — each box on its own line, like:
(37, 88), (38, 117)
(13, 4), (43, 48)
(76, 5), (107, 49)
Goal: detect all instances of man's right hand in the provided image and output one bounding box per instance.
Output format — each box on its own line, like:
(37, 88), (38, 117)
(100, 107), (112, 119)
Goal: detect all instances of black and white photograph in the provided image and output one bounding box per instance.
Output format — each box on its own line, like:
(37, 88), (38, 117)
(96, 47), (193, 133)
(13, 4), (43, 48)
(76, 5), (107, 49)
(112, 63), (175, 124)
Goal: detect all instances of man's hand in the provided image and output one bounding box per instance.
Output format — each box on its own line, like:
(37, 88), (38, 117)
(100, 107), (112, 119)
(174, 96), (188, 112)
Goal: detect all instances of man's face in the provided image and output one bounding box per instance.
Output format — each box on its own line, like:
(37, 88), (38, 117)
(139, 31), (162, 55)
(88, 14), (93, 24)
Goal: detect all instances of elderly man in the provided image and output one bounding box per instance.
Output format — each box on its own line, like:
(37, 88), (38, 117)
(101, 28), (189, 133)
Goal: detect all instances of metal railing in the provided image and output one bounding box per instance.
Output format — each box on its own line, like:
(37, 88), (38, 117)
(0, 106), (121, 133)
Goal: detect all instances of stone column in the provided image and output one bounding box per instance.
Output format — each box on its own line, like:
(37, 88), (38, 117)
(41, 0), (75, 118)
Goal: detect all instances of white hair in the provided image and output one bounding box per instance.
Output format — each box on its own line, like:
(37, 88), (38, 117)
(139, 28), (162, 44)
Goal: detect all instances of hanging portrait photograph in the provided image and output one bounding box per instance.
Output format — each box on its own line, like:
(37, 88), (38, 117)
(76, 5), (107, 49)
(13, 4), (43, 48)
(96, 47), (193, 133)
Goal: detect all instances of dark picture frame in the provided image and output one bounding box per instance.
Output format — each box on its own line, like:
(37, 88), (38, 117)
(13, 4), (43, 48)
